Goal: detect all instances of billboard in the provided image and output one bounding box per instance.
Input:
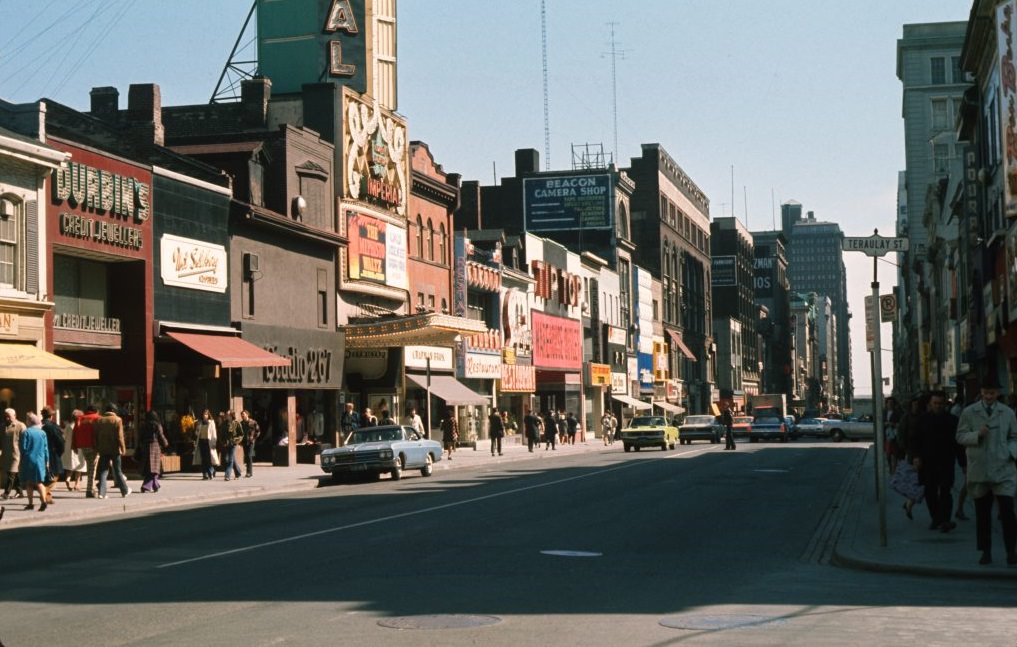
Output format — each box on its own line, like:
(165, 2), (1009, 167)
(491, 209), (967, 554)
(711, 255), (736, 287)
(346, 211), (407, 289)
(523, 174), (612, 231)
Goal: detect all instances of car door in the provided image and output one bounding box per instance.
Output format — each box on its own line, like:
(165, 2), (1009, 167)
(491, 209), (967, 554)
(402, 426), (425, 466)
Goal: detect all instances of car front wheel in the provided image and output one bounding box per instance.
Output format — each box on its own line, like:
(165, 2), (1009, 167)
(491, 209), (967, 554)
(391, 455), (404, 480)
(623, 444), (631, 453)
(420, 453), (433, 477)
(831, 429), (844, 442)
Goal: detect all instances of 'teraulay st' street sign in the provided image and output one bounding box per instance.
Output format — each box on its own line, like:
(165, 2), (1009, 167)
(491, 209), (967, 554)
(842, 233), (910, 256)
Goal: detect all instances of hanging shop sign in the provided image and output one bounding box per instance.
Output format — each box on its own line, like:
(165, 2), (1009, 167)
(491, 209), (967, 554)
(502, 287), (532, 357)
(159, 234), (227, 293)
(589, 363), (611, 386)
(404, 345), (453, 371)
(531, 310), (582, 370)
(49, 141), (151, 259)
(500, 363), (536, 392)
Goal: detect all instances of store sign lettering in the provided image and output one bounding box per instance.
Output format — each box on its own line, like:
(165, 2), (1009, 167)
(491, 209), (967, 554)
(60, 213), (143, 250)
(54, 313), (121, 333)
(262, 347), (333, 384)
(325, 0), (358, 77)
(531, 259), (581, 307)
(500, 364), (536, 392)
(0, 312), (19, 335)
(160, 234), (227, 293)
(53, 161), (150, 223)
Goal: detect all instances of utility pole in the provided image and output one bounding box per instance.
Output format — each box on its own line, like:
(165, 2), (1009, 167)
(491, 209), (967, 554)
(541, 0), (551, 170)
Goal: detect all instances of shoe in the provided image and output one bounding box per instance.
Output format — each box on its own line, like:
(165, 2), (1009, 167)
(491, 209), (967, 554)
(39, 501), (47, 512)
(23, 503), (33, 510)
(85, 493), (95, 498)
(1008, 552), (1017, 566)
(225, 477), (231, 481)
(956, 509), (969, 521)
(0, 506), (4, 521)
(140, 488), (152, 493)
(979, 551), (992, 565)
(97, 494), (106, 500)
(940, 521), (956, 533)
(903, 502), (913, 520)
(499, 452), (503, 456)
(245, 474), (252, 478)
(123, 487), (132, 499)
(0, 494), (8, 501)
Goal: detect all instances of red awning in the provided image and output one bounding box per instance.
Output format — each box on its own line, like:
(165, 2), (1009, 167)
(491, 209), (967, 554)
(666, 330), (698, 361)
(167, 332), (291, 368)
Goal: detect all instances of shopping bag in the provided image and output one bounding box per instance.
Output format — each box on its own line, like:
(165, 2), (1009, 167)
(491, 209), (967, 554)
(890, 461), (924, 503)
(209, 448), (221, 467)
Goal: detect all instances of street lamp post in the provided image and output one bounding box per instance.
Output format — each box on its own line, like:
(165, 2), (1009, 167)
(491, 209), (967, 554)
(426, 357), (432, 439)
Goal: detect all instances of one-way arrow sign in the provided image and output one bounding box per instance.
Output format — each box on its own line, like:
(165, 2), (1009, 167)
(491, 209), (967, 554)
(842, 233), (909, 257)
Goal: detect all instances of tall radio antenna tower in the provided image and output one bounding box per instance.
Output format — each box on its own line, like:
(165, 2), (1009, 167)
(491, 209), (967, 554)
(604, 22), (626, 164)
(541, 0), (551, 170)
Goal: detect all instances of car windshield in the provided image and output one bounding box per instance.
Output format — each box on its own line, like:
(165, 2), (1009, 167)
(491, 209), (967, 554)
(755, 417), (782, 424)
(348, 427), (405, 444)
(684, 416), (716, 425)
(630, 416), (665, 427)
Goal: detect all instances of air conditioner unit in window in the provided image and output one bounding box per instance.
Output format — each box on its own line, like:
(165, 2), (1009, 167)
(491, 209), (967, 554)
(244, 252), (260, 274)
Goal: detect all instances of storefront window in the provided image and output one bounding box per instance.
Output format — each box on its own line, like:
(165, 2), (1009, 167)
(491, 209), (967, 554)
(54, 254), (108, 318)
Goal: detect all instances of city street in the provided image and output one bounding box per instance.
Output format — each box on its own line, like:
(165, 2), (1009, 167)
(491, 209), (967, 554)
(2, 442), (1015, 646)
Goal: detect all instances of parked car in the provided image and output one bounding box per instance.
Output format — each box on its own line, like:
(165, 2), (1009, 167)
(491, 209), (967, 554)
(822, 417), (875, 442)
(619, 415), (679, 452)
(784, 416), (799, 439)
(732, 415), (753, 438)
(678, 414), (724, 444)
(795, 417), (828, 438)
(321, 425), (442, 481)
(748, 416), (788, 442)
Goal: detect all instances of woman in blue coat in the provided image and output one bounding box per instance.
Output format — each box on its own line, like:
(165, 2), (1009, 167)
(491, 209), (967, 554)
(19, 412), (49, 511)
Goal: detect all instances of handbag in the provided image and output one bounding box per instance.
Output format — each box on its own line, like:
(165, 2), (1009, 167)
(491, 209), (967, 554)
(890, 462), (925, 503)
(209, 448), (221, 467)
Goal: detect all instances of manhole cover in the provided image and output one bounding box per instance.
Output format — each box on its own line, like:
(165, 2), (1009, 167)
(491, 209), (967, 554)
(660, 614), (787, 631)
(378, 615), (502, 630)
(540, 550), (603, 557)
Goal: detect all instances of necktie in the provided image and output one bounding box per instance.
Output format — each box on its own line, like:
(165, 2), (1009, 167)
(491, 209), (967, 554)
(986, 404), (994, 419)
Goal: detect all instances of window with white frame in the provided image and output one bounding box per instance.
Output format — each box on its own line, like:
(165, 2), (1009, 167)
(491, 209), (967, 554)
(0, 196), (19, 287)
(931, 98), (949, 130)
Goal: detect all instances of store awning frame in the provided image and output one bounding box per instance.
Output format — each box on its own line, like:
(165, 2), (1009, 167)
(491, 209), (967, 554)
(406, 373), (489, 406)
(666, 329), (698, 361)
(0, 344), (99, 380)
(167, 332), (291, 368)
(344, 312), (488, 349)
(611, 394), (652, 410)
(654, 401), (685, 415)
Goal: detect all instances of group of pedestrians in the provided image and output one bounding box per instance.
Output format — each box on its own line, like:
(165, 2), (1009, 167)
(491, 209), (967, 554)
(192, 408), (262, 482)
(888, 376), (1017, 566)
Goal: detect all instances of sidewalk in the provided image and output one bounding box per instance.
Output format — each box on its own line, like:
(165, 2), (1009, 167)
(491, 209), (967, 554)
(0, 435), (605, 529)
(833, 446), (1017, 579)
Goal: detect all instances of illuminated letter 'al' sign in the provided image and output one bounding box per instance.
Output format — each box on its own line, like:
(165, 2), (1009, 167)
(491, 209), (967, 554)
(324, 0), (358, 77)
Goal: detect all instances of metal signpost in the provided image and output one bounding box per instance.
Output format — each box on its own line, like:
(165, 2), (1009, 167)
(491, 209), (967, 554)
(843, 230), (909, 547)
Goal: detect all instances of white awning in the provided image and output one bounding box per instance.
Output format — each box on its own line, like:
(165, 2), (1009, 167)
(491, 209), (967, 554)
(406, 373), (489, 406)
(611, 394), (651, 410)
(654, 401), (685, 415)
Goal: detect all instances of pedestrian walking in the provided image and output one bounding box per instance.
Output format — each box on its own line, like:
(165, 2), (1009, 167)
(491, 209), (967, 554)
(407, 408), (425, 438)
(72, 405), (100, 497)
(543, 410), (558, 450)
(379, 409), (395, 426)
(194, 408), (218, 481)
(956, 376), (1017, 566)
(18, 412), (49, 511)
(222, 411), (243, 480)
(361, 407), (378, 427)
(440, 409), (458, 460)
(910, 390), (961, 533)
(1, 408), (24, 499)
(489, 406), (505, 456)
(884, 396), (902, 474)
(137, 411), (169, 493)
(341, 403), (360, 443)
(722, 403), (736, 450)
(94, 404), (131, 500)
(40, 407), (64, 504)
(556, 409), (568, 445)
(240, 410), (260, 477)
(61, 409), (87, 492)
(523, 407), (541, 453)
(601, 411), (614, 445)
(566, 412), (579, 445)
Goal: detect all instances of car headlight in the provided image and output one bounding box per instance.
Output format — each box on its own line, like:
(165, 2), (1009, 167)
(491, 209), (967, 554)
(379, 449), (393, 460)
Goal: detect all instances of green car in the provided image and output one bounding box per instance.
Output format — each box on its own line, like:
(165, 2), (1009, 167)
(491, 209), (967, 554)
(620, 415), (679, 452)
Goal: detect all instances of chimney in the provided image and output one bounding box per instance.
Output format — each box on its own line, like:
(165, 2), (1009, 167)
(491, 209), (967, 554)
(515, 148), (540, 176)
(241, 76), (272, 127)
(89, 87), (119, 120)
(127, 83), (164, 146)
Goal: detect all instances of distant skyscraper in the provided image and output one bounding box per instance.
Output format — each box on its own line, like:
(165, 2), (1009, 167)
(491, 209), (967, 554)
(786, 210), (851, 408)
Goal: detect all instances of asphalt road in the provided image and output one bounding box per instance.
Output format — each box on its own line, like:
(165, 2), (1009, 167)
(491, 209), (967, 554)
(2, 442), (1015, 646)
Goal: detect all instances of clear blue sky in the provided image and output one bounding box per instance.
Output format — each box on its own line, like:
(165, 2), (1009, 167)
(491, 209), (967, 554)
(0, 0), (969, 396)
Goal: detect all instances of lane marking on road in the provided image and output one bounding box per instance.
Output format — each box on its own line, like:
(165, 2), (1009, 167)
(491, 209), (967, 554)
(540, 550), (603, 557)
(157, 457), (663, 569)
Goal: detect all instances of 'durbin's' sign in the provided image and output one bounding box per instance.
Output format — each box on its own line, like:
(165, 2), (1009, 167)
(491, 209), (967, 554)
(160, 234), (227, 293)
